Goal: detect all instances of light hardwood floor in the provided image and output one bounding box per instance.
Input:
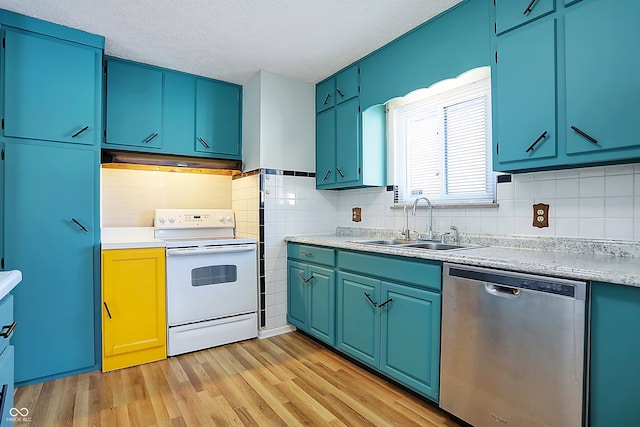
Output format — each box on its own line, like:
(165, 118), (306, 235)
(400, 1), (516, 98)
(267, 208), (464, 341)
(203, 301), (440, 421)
(15, 332), (461, 427)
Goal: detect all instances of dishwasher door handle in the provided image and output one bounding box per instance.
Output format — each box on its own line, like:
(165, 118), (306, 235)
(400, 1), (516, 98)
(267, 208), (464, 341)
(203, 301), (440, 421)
(485, 283), (521, 298)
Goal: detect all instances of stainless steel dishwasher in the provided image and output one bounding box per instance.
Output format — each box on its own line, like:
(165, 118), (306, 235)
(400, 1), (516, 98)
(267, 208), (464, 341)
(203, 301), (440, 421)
(440, 263), (587, 427)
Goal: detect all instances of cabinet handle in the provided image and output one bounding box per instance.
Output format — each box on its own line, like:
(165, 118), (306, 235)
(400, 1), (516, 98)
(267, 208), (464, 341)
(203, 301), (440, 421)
(323, 169), (332, 181)
(364, 292), (378, 307)
(336, 168), (345, 178)
(336, 88), (345, 98)
(71, 125), (89, 138)
(570, 126), (598, 145)
(300, 251), (313, 256)
(323, 93), (331, 106)
(378, 298), (393, 309)
(103, 302), (112, 319)
(198, 137), (211, 149)
(525, 131), (548, 153)
(0, 322), (16, 338)
(0, 384), (7, 421)
(71, 218), (89, 233)
(143, 132), (159, 143)
(297, 272), (314, 284)
(523, 0), (538, 15)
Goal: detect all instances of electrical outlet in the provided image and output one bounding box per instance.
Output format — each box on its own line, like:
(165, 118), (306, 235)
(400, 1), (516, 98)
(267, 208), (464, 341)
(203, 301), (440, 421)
(533, 203), (549, 228)
(352, 207), (362, 222)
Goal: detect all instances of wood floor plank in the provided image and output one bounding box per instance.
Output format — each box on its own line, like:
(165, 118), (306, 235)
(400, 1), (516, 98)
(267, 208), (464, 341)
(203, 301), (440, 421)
(15, 331), (460, 427)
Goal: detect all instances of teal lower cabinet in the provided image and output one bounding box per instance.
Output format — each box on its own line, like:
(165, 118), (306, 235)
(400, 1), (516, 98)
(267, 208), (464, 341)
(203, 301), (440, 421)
(590, 282), (640, 427)
(0, 295), (14, 427)
(336, 250), (442, 402)
(287, 244), (336, 345)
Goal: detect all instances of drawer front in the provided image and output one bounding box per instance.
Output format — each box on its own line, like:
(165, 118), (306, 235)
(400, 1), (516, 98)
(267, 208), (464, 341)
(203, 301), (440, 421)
(288, 243), (335, 267)
(338, 251), (441, 291)
(0, 296), (14, 356)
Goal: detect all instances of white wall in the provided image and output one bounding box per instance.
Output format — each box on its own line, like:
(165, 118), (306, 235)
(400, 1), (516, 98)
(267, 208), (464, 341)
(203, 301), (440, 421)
(335, 163), (640, 241)
(242, 71), (315, 172)
(241, 73), (261, 172)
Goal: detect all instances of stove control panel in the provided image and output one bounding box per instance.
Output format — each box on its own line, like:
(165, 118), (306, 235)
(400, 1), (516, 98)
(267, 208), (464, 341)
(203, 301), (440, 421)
(154, 209), (235, 229)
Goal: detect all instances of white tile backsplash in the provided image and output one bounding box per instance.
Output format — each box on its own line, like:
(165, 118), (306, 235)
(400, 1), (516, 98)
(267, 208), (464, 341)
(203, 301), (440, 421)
(334, 162), (640, 241)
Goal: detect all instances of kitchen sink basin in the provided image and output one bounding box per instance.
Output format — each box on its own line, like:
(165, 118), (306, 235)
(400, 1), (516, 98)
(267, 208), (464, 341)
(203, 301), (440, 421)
(351, 239), (476, 251)
(405, 242), (468, 250)
(351, 239), (415, 246)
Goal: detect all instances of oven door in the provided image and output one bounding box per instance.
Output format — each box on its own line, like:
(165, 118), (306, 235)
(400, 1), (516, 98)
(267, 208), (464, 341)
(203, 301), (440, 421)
(166, 244), (257, 326)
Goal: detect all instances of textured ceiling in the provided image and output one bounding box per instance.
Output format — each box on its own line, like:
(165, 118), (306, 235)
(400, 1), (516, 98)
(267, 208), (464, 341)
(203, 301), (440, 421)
(0, 0), (463, 84)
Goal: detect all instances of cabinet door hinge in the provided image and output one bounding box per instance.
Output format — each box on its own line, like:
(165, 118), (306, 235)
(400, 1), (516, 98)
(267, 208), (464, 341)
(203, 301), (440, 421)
(1, 118), (4, 130)
(2, 38), (5, 49)
(358, 106), (361, 113)
(496, 143), (499, 155)
(103, 129), (107, 139)
(1, 148), (4, 160)
(495, 51), (498, 63)
(494, 22), (497, 34)
(1, 258), (4, 269)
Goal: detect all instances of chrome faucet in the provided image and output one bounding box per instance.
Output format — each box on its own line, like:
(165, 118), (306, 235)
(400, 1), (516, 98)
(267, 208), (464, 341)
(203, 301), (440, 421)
(401, 205), (411, 240)
(450, 225), (459, 244)
(412, 197), (433, 240)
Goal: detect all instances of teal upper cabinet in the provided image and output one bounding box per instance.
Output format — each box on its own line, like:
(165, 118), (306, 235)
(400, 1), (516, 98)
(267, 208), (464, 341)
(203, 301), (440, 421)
(104, 58), (242, 160)
(194, 78), (241, 158)
(590, 282), (640, 426)
(2, 27), (101, 145)
(564, 0), (640, 157)
(492, 0), (640, 172)
(495, 0), (555, 34)
(494, 19), (557, 168)
(316, 65), (386, 190)
(316, 79), (335, 112)
(105, 59), (163, 149)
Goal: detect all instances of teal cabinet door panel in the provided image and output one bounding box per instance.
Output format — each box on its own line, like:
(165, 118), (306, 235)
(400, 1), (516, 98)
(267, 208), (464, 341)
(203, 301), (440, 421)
(336, 272), (379, 367)
(287, 261), (308, 329)
(316, 108), (336, 186)
(195, 79), (241, 157)
(105, 60), (163, 149)
(4, 143), (96, 383)
(308, 265), (335, 344)
(380, 282), (441, 402)
(3, 28), (100, 145)
(0, 346), (14, 426)
(316, 78), (335, 112)
(565, 0), (640, 155)
(335, 65), (359, 104)
(494, 19), (557, 166)
(590, 282), (640, 427)
(162, 72), (196, 156)
(495, 0), (555, 34)
(335, 98), (361, 186)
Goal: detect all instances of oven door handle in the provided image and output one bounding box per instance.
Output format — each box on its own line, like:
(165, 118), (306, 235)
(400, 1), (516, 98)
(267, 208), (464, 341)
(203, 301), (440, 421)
(166, 245), (256, 256)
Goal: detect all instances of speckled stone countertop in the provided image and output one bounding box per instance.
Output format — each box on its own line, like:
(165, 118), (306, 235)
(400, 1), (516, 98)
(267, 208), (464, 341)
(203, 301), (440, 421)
(285, 228), (640, 288)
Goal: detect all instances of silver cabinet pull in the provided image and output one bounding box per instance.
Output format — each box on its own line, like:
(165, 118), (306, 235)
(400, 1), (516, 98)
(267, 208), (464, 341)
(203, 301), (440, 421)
(300, 251), (313, 256)
(364, 292), (378, 307)
(103, 302), (112, 319)
(571, 126), (598, 145)
(198, 137), (211, 148)
(71, 218), (89, 232)
(526, 131), (548, 153)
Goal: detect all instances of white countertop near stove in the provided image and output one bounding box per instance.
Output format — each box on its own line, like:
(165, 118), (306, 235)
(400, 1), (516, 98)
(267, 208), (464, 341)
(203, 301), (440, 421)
(101, 227), (166, 250)
(0, 270), (22, 300)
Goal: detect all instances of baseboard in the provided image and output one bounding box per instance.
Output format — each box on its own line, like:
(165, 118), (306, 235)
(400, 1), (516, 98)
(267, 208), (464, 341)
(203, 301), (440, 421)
(258, 324), (296, 339)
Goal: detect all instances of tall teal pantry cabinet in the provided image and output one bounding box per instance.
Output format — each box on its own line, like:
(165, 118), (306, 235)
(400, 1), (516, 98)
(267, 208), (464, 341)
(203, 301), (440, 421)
(0, 10), (103, 385)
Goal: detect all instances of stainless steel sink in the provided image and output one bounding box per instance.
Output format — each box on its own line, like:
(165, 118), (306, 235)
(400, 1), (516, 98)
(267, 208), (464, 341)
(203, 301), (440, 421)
(405, 242), (468, 250)
(350, 239), (415, 246)
(351, 239), (475, 251)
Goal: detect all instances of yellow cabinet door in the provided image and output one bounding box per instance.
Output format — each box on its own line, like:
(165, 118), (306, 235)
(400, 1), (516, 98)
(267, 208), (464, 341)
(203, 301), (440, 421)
(102, 248), (166, 372)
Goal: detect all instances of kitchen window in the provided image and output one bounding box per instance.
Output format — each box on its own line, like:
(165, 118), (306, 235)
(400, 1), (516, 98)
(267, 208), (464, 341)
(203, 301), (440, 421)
(388, 67), (494, 204)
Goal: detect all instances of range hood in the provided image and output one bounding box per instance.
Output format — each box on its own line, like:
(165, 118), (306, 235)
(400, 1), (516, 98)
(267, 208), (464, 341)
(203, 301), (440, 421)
(101, 149), (242, 171)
